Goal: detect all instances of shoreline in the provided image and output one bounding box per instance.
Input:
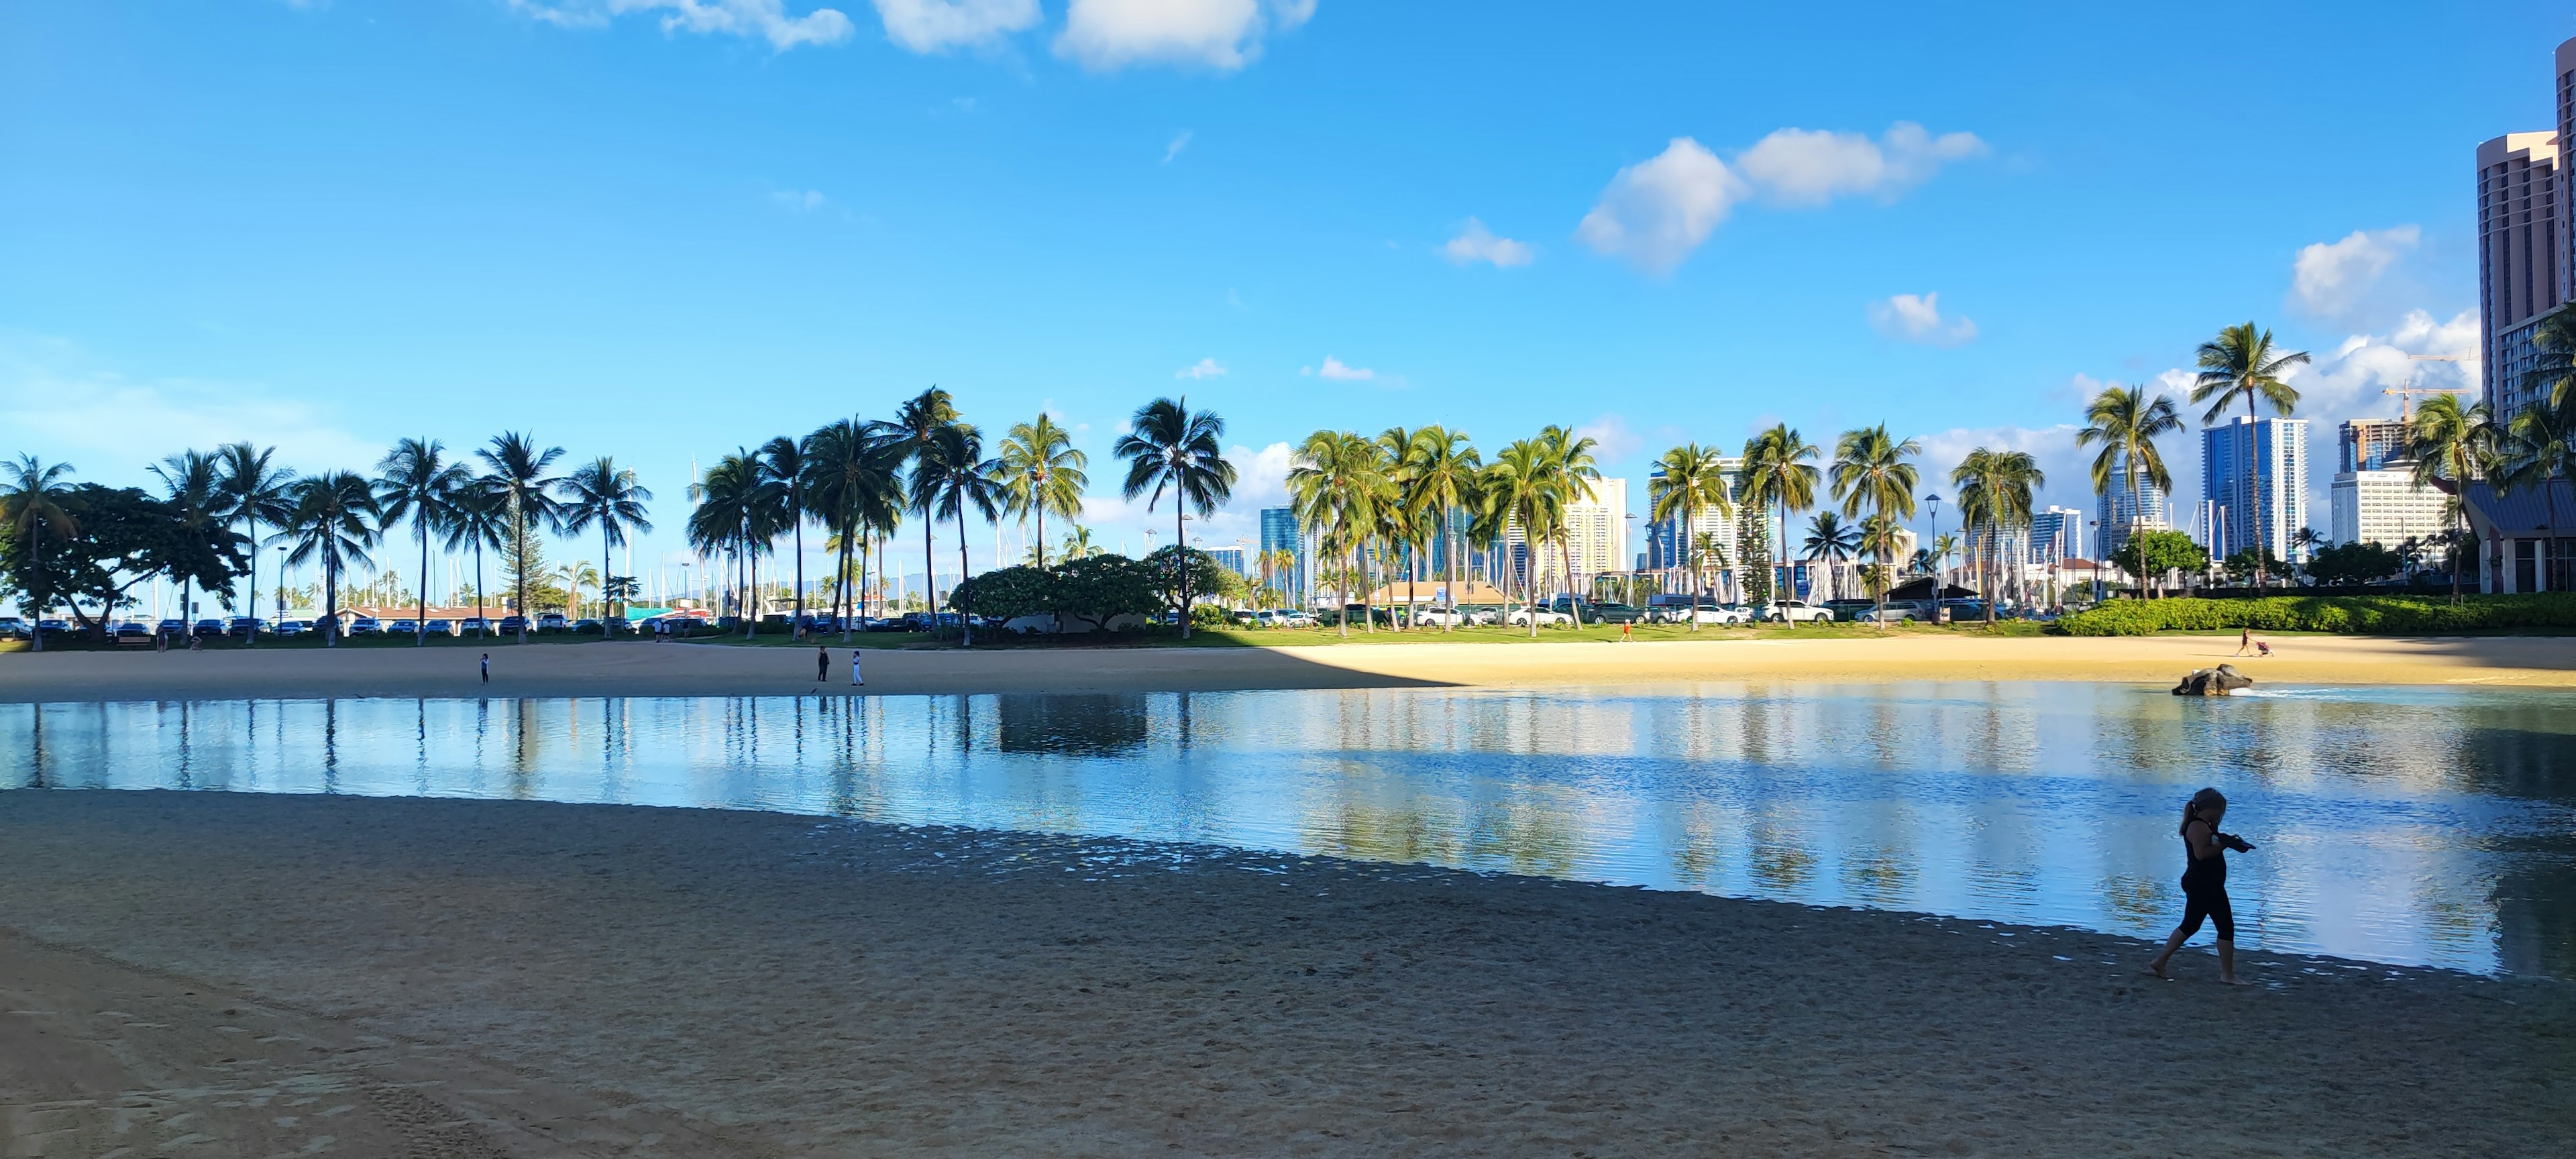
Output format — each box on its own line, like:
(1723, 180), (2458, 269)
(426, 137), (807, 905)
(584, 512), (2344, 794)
(1, 790), (2567, 1156)
(1, 632), (2572, 703)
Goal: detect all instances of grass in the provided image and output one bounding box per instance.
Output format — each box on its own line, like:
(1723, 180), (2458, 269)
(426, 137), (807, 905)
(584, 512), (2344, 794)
(686, 618), (2049, 649)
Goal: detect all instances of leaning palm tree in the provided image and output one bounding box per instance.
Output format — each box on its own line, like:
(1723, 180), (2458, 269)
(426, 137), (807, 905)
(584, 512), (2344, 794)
(1829, 425), (1921, 623)
(559, 457), (655, 637)
(1534, 425), (1603, 614)
(2190, 323), (2309, 586)
(1648, 443), (1733, 629)
(0, 457), (78, 653)
(476, 433), (567, 641)
(2407, 394), (2499, 602)
(1115, 397), (1237, 640)
(443, 478), (511, 637)
(1483, 438), (1565, 637)
(1739, 424), (1821, 606)
(759, 436), (809, 632)
(2077, 384), (2184, 596)
(276, 472), (381, 647)
(804, 419), (908, 640)
(995, 415), (1088, 570)
(1288, 430), (1391, 638)
(916, 425), (1005, 646)
(150, 449), (231, 638)
(869, 388), (966, 624)
(1949, 448), (2045, 624)
(1401, 426), (1482, 631)
(215, 443), (294, 645)
(373, 438), (472, 645)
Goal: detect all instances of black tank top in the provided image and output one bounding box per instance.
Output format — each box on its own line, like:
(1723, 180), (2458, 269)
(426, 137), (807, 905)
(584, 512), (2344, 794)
(2181, 819), (2226, 887)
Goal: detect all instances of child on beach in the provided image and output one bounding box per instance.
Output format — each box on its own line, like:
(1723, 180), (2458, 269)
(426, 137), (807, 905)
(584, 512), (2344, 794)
(850, 649), (864, 687)
(480, 654), (490, 684)
(816, 644), (830, 682)
(2148, 787), (2257, 984)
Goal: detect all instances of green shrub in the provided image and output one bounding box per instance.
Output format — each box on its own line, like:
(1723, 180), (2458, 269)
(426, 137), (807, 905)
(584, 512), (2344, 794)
(2053, 594), (2576, 636)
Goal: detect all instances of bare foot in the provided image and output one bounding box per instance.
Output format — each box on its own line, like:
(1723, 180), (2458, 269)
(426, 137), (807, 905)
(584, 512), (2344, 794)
(2217, 975), (2249, 986)
(2145, 961), (2170, 980)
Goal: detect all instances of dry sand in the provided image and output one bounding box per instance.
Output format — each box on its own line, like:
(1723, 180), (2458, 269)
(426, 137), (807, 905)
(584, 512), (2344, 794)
(1, 791), (2569, 1158)
(3, 632), (2572, 703)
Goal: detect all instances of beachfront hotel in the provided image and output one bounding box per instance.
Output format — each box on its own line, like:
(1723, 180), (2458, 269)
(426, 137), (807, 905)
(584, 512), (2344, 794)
(2328, 418), (2451, 556)
(2475, 39), (2576, 426)
(2094, 467), (2170, 562)
(2200, 415), (2310, 563)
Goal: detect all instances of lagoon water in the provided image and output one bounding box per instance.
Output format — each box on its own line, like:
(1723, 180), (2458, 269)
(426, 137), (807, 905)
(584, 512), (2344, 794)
(5, 683), (2571, 978)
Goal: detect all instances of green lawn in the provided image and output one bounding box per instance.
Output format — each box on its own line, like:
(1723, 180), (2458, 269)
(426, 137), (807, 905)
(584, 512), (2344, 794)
(683, 618), (2049, 649)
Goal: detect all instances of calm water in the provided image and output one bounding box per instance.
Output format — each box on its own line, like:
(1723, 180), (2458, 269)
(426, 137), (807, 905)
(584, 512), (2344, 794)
(3, 683), (2571, 977)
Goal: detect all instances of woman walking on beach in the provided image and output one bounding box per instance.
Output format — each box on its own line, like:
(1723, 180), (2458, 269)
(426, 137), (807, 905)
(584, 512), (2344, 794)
(2148, 787), (2256, 983)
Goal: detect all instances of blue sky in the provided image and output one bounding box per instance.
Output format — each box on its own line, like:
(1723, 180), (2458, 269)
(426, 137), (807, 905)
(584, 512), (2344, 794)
(2, 1), (2563, 596)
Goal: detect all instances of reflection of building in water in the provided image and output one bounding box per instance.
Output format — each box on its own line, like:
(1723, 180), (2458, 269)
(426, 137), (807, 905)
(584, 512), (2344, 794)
(994, 694), (1150, 757)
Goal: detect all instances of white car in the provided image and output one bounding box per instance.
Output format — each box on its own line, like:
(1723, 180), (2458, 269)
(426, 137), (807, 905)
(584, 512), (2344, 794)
(1665, 604), (1752, 625)
(1505, 606), (1575, 628)
(1857, 604), (1925, 624)
(1758, 600), (1833, 624)
(1409, 607), (1470, 627)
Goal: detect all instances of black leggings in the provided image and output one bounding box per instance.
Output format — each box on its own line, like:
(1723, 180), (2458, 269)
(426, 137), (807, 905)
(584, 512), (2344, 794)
(2178, 879), (2235, 941)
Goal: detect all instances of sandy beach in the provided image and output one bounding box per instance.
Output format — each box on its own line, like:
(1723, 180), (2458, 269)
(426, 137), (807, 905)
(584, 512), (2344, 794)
(3, 632), (2572, 703)
(0, 790), (2567, 1157)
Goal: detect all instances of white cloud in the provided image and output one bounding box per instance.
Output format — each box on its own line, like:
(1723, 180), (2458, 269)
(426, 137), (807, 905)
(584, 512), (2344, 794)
(1055, 0), (1311, 72)
(508, 0), (857, 50)
(1440, 217), (1535, 268)
(1316, 355), (1373, 381)
(1914, 422), (2096, 522)
(771, 188), (827, 211)
(1736, 121), (1987, 206)
(1163, 130), (1193, 164)
(1176, 357), (1226, 379)
(870, 0), (1037, 51)
(2290, 225), (2420, 324)
(1574, 137), (1747, 275)
(1868, 292), (1978, 347)
(0, 337), (384, 486)
(1572, 412), (1642, 463)
(2277, 308), (2479, 423)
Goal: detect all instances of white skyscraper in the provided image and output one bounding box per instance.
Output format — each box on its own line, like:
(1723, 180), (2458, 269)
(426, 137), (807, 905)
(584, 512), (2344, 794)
(1504, 478), (1629, 594)
(2329, 421), (2451, 555)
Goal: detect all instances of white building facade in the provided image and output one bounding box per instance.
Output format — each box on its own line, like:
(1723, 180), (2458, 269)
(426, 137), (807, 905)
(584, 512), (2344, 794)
(2329, 470), (2451, 552)
(2200, 415), (2310, 563)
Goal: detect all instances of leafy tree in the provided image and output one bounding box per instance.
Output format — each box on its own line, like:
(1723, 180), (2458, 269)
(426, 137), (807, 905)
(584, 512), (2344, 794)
(1533, 425), (1603, 616)
(2306, 541), (2404, 587)
(804, 419), (907, 639)
(2109, 529), (2208, 590)
(1142, 545), (1230, 618)
(1116, 396), (1236, 639)
(2190, 322), (2309, 586)
(1477, 438), (1554, 634)
(1047, 553), (1161, 632)
(1950, 447), (2045, 622)
(688, 451), (761, 626)
(150, 449), (237, 631)
(2406, 393), (2498, 603)
(1397, 426), (1481, 632)
(949, 563), (1057, 622)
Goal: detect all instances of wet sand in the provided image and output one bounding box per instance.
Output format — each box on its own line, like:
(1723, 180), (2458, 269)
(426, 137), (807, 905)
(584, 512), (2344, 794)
(1, 791), (2568, 1157)
(3, 632), (2571, 703)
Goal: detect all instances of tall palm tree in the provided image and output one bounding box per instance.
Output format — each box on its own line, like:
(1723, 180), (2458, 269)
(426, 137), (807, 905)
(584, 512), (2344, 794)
(1534, 425), (1603, 613)
(916, 425), (1005, 645)
(1829, 425), (1921, 622)
(373, 438), (472, 645)
(688, 452), (761, 627)
(1950, 448), (2045, 624)
(1401, 426), (1481, 631)
(560, 457), (655, 638)
(1115, 397), (1236, 640)
(1739, 425), (1821, 606)
(1058, 525), (1102, 560)
(1483, 438), (1566, 637)
(215, 443), (294, 645)
(476, 433), (567, 642)
(869, 388), (965, 622)
(995, 415), (1088, 570)
(2407, 394), (2499, 601)
(277, 472), (381, 647)
(804, 419), (908, 641)
(0, 457), (78, 653)
(443, 478), (511, 637)
(1858, 514), (1905, 601)
(759, 436), (809, 632)
(1648, 443), (1733, 629)
(1373, 426), (1426, 628)
(1803, 512), (1860, 563)
(2498, 404), (2573, 576)
(150, 449), (231, 636)
(2077, 384), (2184, 596)
(2190, 322), (2310, 585)
(1288, 430), (1391, 639)
(556, 560), (602, 620)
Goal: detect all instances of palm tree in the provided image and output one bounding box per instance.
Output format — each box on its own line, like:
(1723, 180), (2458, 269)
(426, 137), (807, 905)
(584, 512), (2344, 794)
(1400, 426), (1481, 631)
(443, 478), (511, 637)
(1533, 426), (1603, 613)
(1950, 449), (2045, 624)
(759, 436), (809, 632)
(2190, 323), (2310, 585)
(2498, 404), (2573, 575)
(869, 388), (965, 623)
(1648, 443), (1733, 629)
(1829, 425), (1921, 622)
(2077, 384), (2185, 596)
(1803, 512), (1860, 563)
(556, 560), (602, 620)
(688, 452), (760, 626)
(1858, 514), (1905, 600)
(1289, 430), (1391, 638)
(602, 574), (642, 619)
(996, 415), (1088, 570)
(1372, 426), (1427, 628)
(373, 438), (471, 645)
(1058, 525), (1103, 560)
(0, 457), (78, 653)
(560, 456), (655, 637)
(804, 419), (908, 641)
(277, 472), (380, 647)
(150, 449), (231, 637)
(1739, 424), (1821, 607)
(2407, 394), (2499, 601)
(215, 443), (294, 645)
(914, 425), (1006, 645)
(476, 433), (567, 641)
(1482, 438), (1564, 637)
(1115, 397), (1237, 640)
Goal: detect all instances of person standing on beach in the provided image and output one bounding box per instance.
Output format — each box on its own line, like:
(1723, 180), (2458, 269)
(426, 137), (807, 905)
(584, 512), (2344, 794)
(815, 644), (830, 682)
(2236, 627), (2253, 656)
(851, 649), (864, 687)
(2148, 787), (2256, 983)
(480, 653), (490, 684)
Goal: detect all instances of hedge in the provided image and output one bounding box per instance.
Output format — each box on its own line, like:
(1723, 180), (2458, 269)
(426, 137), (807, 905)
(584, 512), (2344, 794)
(2053, 594), (2576, 636)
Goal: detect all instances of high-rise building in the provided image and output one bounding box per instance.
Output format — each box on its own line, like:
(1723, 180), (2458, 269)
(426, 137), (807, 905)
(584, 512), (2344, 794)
(1201, 545), (1248, 577)
(2338, 417), (2412, 472)
(2201, 416), (2310, 563)
(1503, 478), (1629, 594)
(2028, 506), (2085, 563)
(1257, 506), (1306, 604)
(2095, 468), (2170, 561)
(1644, 458), (1745, 570)
(2480, 131), (2561, 423)
(2328, 421), (2450, 554)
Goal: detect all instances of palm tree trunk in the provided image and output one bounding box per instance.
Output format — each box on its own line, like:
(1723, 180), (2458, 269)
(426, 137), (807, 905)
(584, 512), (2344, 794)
(242, 516), (257, 648)
(957, 515), (974, 647)
(1177, 502), (1191, 641)
(923, 516), (936, 631)
(1338, 539), (1352, 639)
(325, 552), (339, 649)
(1036, 504), (1047, 570)
(417, 520), (430, 646)
(792, 494), (806, 633)
(473, 541), (486, 637)
(602, 531), (614, 637)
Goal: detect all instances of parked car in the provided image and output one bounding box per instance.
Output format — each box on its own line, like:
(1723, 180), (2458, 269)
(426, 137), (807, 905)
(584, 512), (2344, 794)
(536, 613), (568, 632)
(388, 618), (419, 634)
(38, 618), (72, 633)
(573, 618), (602, 633)
(1409, 606), (1472, 627)
(228, 616), (266, 637)
(114, 621), (154, 638)
(157, 618), (188, 635)
(1664, 603), (1752, 625)
(1856, 602), (1925, 624)
(1578, 600), (1648, 625)
(498, 615), (529, 635)
(274, 620), (309, 637)
(458, 617), (490, 634)
(348, 616), (381, 636)
(194, 617), (227, 636)
(0, 617), (25, 638)
(1507, 605), (1576, 628)
(1757, 599), (1833, 624)
(1821, 598), (1877, 622)
(423, 619), (454, 636)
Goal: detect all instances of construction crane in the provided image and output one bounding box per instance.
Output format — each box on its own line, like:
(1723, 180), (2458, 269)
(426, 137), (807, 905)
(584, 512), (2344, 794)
(2384, 354), (2470, 420)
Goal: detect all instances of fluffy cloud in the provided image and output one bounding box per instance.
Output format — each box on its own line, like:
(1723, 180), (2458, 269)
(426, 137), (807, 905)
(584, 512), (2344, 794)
(1577, 123), (1981, 274)
(508, 0), (856, 50)
(2277, 308), (2479, 423)
(2290, 225), (2420, 324)
(0, 338), (384, 486)
(1440, 217), (1535, 268)
(1868, 292), (1978, 347)
(1176, 357), (1226, 379)
(1572, 412), (1643, 463)
(1071, 441), (1293, 553)
(1913, 422), (2100, 525)
(1313, 355), (1373, 381)
(1574, 138), (1747, 275)
(1735, 122), (1987, 206)
(1055, 0), (1311, 72)
(870, 0), (1038, 51)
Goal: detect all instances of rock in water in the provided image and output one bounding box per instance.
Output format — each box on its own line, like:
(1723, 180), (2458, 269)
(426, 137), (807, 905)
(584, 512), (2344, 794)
(2172, 664), (2254, 696)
